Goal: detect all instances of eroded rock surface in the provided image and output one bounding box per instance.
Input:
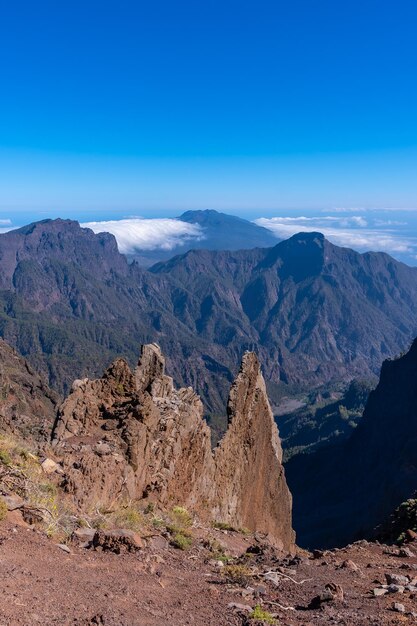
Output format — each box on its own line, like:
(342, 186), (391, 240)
(52, 344), (294, 550)
(214, 352), (294, 550)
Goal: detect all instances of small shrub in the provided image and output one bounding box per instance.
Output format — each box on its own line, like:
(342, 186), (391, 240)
(249, 605), (277, 624)
(151, 515), (165, 529)
(222, 564), (252, 585)
(171, 532), (192, 550)
(171, 506), (192, 528)
(144, 502), (154, 514)
(77, 517), (89, 528)
(212, 520), (236, 531)
(0, 499), (7, 521)
(112, 505), (142, 531)
(39, 482), (58, 496)
(204, 537), (232, 563)
(0, 449), (12, 466)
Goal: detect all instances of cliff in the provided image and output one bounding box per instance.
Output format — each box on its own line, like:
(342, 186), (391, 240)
(287, 338), (417, 548)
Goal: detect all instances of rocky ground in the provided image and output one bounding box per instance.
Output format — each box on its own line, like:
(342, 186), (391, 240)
(1, 512), (417, 626)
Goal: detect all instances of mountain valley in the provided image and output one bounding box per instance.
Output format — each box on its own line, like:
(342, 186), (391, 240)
(1, 217), (417, 433)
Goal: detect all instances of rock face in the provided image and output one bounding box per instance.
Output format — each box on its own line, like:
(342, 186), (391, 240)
(0, 338), (58, 442)
(52, 344), (294, 550)
(214, 353), (294, 550)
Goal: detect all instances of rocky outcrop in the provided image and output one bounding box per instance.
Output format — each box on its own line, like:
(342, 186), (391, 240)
(0, 338), (58, 442)
(52, 344), (294, 550)
(214, 353), (294, 550)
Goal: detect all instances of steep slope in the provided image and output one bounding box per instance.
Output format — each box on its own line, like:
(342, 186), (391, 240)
(0, 219), (235, 410)
(286, 338), (417, 548)
(128, 209), (279, 265)
(277, 378), (373, 460)
(2, 219), (417, 423)
(0, 337), (57, 441)
(52, 344), (295, 550)
(151, 232), (417, 388)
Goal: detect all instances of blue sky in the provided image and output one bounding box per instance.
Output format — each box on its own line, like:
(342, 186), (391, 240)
(0, 1), (416, 260)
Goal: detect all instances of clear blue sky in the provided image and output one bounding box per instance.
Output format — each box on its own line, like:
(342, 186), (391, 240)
(0, 0), (416, 217)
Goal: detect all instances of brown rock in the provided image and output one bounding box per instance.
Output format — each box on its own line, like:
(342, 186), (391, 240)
(92, 529), (144, 553)
(52, 344), (295, 551)
(213, 352), (295, 550)
(405, 529), (417, 542)
(2, 494), (25, 511)
(72, 528), (96, 545)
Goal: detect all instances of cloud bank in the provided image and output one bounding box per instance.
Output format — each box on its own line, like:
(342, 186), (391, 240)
(81, 218), (205, 253)
(255, 215), (415, 255)
(0, 218), (13, 234)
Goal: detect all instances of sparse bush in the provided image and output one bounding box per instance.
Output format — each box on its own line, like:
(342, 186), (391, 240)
(144, 502), (154, 514)
(203, 537), (232, 563)
(171, 505), (192, 528)
(249, 605), (277, 624)
(211, 520), (236, 531)
(0, 449), (12, 466)
(222, 564), (252, 585)
(171, 532), (192, 550)
(0, 435), (76, 540)
(112, 505), (142, 531)
(165, 506), (193, 550)
(151, 515), (165, 529)
(0, 498), (7, 521)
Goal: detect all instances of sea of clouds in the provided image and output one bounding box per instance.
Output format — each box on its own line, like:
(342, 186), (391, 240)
(254, 214), (414, 255)
(1, 210), (416, 263)
(81, 217), (205, 253)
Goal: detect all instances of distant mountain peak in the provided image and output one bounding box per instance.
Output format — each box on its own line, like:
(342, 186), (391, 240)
(288, 231), (325, 244)
(178, 209), (250, 226)
(0, 217), (128, 289)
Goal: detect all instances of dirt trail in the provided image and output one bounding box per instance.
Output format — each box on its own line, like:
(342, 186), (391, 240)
(1, 517), (417, 625)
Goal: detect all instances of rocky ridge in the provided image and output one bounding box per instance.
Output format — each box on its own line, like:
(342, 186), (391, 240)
(52, 343), (295, 551)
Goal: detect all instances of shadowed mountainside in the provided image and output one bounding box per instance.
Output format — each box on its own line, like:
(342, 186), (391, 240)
(0, 337), (58, 441)
(286, 338), (417, 548)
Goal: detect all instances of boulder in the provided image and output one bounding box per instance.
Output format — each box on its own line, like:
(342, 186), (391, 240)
(92, 529), (144, 553)
(1, 494), (25, 511)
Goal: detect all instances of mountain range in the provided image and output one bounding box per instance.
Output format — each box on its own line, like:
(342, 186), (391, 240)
(1, 217), (417, 429)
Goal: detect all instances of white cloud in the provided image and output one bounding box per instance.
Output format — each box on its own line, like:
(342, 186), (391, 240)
(0, 218), (13, 234)
(254, 216), (415, 255)
(255, 215), (368, 229)
(81, 218), (205, 253)
(373, 219), (407, 227)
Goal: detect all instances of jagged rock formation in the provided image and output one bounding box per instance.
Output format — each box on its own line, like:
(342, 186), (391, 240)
(286, 338), (417, 548)
(0, 338), (58, 442)
(52, 344), (294, 550)
(213, 353), (294, 549)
